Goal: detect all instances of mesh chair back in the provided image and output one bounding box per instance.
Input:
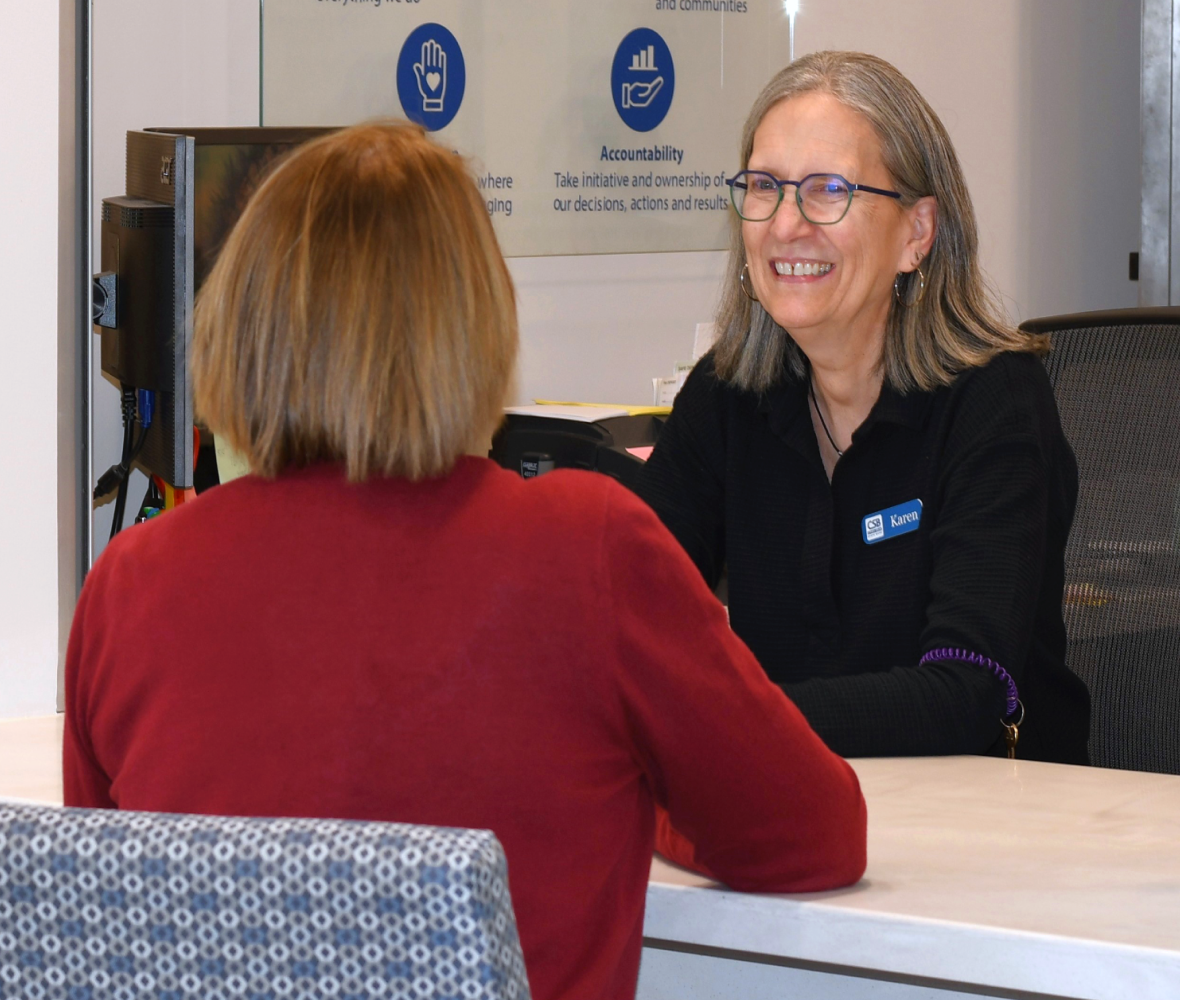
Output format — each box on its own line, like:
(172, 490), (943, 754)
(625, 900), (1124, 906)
(1029, 307), (1180, 773)
(0, 802), (531, 999)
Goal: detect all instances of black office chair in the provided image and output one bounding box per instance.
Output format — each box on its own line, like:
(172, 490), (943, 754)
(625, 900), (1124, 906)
(1024, 307), (1180, 774)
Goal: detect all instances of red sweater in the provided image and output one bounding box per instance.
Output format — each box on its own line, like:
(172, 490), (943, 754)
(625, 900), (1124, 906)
(65, 459), (866, 1000)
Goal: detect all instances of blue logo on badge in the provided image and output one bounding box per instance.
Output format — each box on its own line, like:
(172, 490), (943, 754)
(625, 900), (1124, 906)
(611, 28), (675, 132)
(863, 499), (923, 545)
(396, 23), (466, 132)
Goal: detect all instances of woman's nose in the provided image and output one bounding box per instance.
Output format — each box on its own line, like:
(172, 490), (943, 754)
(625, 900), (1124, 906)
(768, 192), (815, 240)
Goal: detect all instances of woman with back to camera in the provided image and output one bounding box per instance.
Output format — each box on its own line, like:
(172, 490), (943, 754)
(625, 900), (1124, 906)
(63, 121), (866, 1000)
(638, 51), (1090, 764)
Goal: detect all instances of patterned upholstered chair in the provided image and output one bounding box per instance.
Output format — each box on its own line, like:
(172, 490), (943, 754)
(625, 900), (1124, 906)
(0, 802), (532, 998)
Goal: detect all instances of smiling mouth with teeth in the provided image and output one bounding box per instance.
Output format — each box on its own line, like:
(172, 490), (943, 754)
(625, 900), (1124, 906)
(774, 261), (833, 276)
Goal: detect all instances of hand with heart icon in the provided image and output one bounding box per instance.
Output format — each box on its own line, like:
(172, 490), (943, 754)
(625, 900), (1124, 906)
(413, 39), (447, 113)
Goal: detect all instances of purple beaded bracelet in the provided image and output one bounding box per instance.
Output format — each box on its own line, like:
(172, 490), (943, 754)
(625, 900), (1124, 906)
(919, 647), (1020, 718)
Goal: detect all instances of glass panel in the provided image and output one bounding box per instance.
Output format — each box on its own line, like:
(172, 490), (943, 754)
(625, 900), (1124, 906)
(259, 0), (791, 257)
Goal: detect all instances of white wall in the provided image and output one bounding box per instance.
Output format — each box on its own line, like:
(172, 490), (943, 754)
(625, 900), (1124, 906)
(798, 0), (1141, 324)
(511, 251), (726, 404)
(0, 4), (62, 715)
(87, 0), (1140, 559)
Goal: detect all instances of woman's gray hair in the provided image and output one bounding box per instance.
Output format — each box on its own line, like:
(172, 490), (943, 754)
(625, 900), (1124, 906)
(713, 50), (1046, 393)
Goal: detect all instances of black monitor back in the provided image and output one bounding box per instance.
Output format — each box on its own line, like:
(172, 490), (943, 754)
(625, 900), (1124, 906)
(97, 127), (336, 488)
(100, 131), (193, 486)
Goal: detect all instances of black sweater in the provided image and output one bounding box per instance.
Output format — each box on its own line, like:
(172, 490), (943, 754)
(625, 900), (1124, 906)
(637, 350), (1090, 763)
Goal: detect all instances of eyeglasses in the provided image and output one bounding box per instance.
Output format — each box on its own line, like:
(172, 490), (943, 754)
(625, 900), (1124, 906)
(727, 170), (902, 224)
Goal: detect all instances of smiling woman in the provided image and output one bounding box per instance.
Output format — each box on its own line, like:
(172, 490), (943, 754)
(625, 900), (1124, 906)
(737, 91), (931, 404)
(638, 51), (1091, 767)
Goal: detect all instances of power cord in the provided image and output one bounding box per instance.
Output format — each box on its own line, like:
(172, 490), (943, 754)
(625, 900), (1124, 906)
(93, 385), (153, 541)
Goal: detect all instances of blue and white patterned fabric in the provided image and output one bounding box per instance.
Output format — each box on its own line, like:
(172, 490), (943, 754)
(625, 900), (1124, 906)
(0, 803), (531, 1000)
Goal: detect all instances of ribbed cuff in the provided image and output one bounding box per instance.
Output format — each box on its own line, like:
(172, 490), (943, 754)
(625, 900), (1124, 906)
(919, 648), (1019, 717)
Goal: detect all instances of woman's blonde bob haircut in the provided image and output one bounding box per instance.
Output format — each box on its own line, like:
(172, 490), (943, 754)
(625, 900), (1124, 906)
(714, 50), (1046, 394)
(193, 120), (517, 482)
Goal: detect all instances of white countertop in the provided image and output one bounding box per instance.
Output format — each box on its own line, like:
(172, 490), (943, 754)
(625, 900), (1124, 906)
(3, 717), (1176, 997)
(646, 755), (1180, 999)
(0, 713), (63, 804)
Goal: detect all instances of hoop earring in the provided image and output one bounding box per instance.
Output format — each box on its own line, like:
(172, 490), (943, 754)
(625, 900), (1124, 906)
(739, 262), (759, 303)
(893, 266), (926, 306)
(912, 266), (926, 304)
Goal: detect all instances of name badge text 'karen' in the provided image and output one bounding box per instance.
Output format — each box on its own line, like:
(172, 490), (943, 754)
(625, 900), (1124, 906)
(862, 499), (923, 545)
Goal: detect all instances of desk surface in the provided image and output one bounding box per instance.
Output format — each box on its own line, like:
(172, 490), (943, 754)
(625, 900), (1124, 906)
(3, 718), (1177, 998)
(0, 713), (63, 803)
(646, 755), (1180, 1000)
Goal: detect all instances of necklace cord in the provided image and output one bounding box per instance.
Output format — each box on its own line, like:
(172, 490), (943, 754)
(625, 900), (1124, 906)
(809, 377), (844, 458)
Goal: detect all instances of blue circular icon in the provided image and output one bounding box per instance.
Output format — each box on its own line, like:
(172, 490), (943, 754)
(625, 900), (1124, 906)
(611, 28), (675, 133)
(396, 23), (466, 131)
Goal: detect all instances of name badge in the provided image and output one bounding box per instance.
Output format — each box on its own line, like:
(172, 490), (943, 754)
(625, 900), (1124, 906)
(863, 499), (923, 545)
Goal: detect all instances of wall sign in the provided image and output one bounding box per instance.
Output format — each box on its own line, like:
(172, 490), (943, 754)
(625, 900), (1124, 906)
(396, 22), (466, 131)
(261, 1), (790, 256)
(611, 28), (675, 132)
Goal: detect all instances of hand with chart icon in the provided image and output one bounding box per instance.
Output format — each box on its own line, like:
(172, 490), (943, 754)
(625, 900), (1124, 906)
(396, 22), (466, 131)
(611, 28), (675, 131)
(622, 43), (664, 108)
(622, 77), (663, 109)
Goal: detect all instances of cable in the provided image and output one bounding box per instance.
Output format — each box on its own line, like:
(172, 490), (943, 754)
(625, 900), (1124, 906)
(107, 387), (137, 542)
(94, 386), (154, 541)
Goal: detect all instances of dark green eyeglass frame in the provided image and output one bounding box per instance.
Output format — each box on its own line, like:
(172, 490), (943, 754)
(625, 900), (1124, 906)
(727, 170), (902, 224)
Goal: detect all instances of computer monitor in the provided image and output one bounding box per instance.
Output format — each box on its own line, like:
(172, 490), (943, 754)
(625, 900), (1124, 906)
(96, 127), (336, 488)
